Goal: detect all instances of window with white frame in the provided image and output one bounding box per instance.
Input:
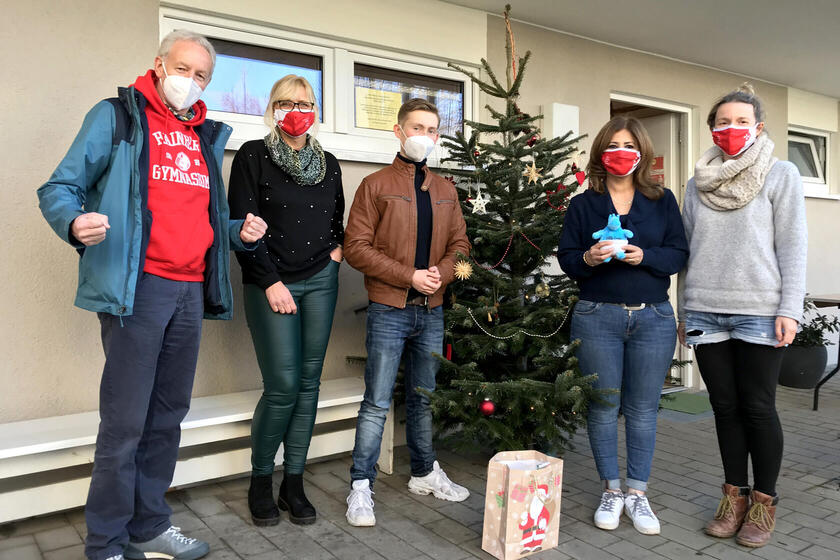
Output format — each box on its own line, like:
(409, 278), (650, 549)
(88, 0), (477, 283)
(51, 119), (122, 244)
(204, 38), (324, 120)
(788, 126), (829, 192)
(353, 64), (464, 137)
(159, 8), (476, 164)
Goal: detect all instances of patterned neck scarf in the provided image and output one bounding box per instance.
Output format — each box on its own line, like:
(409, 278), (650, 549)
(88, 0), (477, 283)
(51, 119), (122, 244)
(173, 107), (195, 122)
(264, 133), (326, 186)
(694, 133), (778, 211)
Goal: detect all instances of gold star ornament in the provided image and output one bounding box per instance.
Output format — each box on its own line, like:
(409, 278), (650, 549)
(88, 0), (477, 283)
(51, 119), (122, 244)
(453, 260), (474, 281)
(523, 161), (543, 184)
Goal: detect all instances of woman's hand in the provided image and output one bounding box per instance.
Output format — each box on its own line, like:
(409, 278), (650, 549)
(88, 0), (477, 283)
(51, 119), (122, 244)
(775, 316), (798, 348)
(266, 281), (297, 314)
(585, 241), (614, 266)
(623, 244), (644, 266)
(678, 322), (688, 347)
(330, 246), (343, 263)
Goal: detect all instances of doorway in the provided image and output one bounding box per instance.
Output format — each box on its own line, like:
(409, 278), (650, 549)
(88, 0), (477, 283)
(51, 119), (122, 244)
(610, 93), (695, 390)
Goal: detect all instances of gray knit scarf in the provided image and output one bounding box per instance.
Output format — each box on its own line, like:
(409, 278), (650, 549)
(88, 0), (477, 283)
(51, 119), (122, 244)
(264, 133), (327, 186)
(693, 133), (778, 210)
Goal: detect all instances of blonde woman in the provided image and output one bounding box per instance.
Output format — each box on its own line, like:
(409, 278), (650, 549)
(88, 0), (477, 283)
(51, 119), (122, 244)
(229, 75), (344, 526)
(679, 84), (806, 548)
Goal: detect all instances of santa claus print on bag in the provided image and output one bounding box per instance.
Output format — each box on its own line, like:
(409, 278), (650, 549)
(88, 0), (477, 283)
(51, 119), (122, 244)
(518, 484), (550, 553)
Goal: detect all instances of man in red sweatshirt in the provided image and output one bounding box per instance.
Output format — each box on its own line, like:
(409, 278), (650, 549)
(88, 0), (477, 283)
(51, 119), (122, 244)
(38, 31), (266, 560)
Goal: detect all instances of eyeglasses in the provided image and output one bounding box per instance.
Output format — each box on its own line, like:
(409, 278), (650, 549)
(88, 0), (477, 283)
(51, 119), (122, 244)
(275, 100), (315, 113)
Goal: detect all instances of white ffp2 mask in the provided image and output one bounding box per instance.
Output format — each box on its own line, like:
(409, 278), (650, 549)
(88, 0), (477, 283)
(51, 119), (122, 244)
(400, 127), (436, 162)
(161, 62), (203, 111)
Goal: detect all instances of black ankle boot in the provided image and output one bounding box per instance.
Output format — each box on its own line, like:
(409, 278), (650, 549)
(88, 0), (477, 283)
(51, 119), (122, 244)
(278, 473), (316, 525)
(248, 474), (280, 526)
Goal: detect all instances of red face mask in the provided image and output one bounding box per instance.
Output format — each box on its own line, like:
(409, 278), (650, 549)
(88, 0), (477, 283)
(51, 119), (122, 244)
(712, 125), (757, 156)
(275, 109), (315, 138)
(601, 148), (641, 177)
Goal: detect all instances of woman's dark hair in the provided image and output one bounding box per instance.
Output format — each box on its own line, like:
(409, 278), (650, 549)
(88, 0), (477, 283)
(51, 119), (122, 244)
(585, 116), (664, 200)
(707, 82), (765, 128)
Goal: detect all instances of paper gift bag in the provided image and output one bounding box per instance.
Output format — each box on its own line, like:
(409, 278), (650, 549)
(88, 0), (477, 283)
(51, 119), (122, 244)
(481, 450), (564, 560)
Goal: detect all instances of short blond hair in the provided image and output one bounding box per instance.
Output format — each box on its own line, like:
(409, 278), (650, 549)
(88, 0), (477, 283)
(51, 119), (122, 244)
(397, 98), (440, 127)
(263, 75), (318, 141)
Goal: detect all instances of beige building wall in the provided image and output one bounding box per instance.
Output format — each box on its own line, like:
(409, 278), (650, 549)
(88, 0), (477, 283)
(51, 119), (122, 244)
(0, 0), (160, 422)
(170, 0), (488, 65)
(786, 88), (840, 300)
(488, 17), (789, 172)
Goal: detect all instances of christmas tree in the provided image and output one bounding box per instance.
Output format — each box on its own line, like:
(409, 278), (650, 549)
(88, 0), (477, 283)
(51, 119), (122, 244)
(428, 6), (596, 454)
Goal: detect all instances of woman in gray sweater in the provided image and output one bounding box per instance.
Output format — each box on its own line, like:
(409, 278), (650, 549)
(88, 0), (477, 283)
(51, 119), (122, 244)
(678, 83), (806, 549)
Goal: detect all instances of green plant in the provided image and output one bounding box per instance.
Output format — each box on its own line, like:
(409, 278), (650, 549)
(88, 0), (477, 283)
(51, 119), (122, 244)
(792, 299), (840, 347)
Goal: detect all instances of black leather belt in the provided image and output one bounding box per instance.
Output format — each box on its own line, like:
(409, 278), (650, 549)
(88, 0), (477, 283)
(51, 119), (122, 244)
(406, 295), (429, 307)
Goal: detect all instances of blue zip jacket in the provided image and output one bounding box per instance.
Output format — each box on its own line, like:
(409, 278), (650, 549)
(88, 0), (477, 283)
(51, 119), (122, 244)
(38, 85), (253, 319)
(557, 188), (688, 304)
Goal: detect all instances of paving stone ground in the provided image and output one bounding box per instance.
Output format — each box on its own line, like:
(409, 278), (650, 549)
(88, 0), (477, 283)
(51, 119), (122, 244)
(2, 382), (839, 559)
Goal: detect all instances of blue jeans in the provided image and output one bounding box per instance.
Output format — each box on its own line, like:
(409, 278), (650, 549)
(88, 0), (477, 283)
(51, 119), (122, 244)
(571, 300), (677, 492)
(350, 303), (444, 485)
(86, 273), (203, 560)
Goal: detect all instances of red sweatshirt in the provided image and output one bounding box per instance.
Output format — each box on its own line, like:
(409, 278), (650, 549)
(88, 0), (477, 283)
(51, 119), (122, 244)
(133, 70), (213, 281)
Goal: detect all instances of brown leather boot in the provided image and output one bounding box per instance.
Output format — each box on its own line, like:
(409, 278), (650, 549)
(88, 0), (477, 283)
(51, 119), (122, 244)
(705, 483), (750, 538)
(736, 490), (777, 548)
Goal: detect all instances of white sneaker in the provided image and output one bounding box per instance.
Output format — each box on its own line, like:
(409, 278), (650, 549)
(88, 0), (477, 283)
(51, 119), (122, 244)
(594, 490), (624, 530)
(624, 493), (661, 535)
(346, 479), (376, 527)
(407, 461), (470, 502)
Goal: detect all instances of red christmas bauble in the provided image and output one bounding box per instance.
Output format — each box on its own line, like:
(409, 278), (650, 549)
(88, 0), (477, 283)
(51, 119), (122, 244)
(479, 399), (496, 416)
(527, 134), (539, 147)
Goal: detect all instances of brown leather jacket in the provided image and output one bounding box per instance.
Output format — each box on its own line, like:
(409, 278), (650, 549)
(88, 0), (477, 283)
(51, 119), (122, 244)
(345, 156), (470, 308)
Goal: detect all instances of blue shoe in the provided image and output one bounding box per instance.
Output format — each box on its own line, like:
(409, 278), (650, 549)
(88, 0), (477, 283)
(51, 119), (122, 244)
(125, 526), (209, 560)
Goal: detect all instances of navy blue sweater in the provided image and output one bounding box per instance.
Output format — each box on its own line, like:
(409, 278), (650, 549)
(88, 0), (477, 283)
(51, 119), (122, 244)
(557, 188), (688, 304)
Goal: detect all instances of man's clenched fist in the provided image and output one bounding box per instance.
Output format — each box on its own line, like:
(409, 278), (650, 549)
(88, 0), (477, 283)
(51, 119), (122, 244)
(71, 212), (110, 246)
(240, 213), (267, 243)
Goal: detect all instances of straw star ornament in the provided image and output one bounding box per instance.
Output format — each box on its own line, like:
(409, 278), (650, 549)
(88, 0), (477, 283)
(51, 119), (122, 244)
(470, 188), (489, 214)
(523, 161), (543, 184)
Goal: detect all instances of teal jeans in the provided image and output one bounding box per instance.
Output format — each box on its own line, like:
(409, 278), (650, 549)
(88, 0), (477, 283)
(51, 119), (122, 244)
(244, 260), (339, 475)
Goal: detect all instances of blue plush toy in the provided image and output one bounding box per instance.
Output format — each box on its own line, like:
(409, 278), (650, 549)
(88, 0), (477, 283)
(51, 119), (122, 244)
(592, 213), (634, 262)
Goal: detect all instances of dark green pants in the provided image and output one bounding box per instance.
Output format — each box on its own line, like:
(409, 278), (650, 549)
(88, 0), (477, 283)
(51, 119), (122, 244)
(244, 260), (339, 475)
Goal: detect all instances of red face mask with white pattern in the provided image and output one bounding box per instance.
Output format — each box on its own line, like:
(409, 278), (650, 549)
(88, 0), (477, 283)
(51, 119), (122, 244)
(601, 148), (641, 177)
(274, 109), (315, 138)
(711, 125), (757, 156)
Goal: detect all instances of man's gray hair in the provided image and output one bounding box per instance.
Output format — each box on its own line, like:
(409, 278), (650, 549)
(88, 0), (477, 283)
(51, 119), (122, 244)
(158, 29), (217, 75)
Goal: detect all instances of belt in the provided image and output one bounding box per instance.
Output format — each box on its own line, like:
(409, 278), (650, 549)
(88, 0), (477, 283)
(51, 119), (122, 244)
(604, 302), (646, 311)
(406, 295), (429, 307)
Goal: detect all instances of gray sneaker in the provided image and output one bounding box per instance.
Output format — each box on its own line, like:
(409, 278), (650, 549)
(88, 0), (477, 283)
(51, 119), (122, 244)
(104, 556), (124, 560)
(125, 526), (209, 560)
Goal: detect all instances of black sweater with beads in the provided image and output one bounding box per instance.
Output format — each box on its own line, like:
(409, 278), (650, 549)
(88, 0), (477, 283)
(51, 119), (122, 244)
(228, 139), (344, 288)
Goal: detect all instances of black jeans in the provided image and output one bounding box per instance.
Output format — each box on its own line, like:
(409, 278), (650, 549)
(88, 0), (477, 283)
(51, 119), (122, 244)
(694, 339), (785, 495)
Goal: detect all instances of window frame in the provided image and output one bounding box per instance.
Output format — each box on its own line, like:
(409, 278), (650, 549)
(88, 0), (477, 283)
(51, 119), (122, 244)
(159, 7), (477, 163)
(788, 125), (831, 196)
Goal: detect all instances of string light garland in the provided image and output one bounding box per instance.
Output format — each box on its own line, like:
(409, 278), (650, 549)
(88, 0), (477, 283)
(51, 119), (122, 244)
(465, 305), (572, 340)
